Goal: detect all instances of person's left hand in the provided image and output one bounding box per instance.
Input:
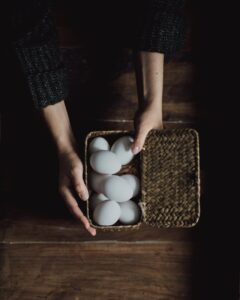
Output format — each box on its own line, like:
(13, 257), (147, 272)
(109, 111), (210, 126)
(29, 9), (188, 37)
(131, 102), (163, 154)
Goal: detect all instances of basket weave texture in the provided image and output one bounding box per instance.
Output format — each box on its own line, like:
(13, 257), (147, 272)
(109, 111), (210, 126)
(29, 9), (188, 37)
(84, 128), (200, 231)
(141, 129), (200, 228)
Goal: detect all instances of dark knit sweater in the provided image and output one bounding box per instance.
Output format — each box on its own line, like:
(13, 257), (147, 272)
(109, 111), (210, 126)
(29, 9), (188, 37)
(11, 0), (186, 110)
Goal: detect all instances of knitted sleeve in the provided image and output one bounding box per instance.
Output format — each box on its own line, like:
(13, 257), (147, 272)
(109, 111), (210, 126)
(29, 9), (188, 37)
(135, 0), (187, 61)
(11, 0), (68, 109)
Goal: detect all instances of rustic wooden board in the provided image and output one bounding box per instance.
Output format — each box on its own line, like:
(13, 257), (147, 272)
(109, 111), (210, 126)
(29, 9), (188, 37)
(0, 118), (198, 243)
(0, 215), (197, 243)
(0, 8), (200, 298)
(0, 242), (194, 300)
(61, 48), (196, 123)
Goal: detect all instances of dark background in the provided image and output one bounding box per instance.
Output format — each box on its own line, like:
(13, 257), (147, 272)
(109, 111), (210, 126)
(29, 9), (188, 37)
(1, 1), (239, 299)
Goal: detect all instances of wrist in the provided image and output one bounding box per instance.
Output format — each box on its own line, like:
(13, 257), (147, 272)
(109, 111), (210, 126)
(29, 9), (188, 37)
(55, 134), (78, 156)
(40, 101), (79, 155)
(140, 97), (162, 112)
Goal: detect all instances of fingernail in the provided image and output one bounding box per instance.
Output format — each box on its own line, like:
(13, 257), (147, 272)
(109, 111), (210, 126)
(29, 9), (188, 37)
(132, 146), (141, 155)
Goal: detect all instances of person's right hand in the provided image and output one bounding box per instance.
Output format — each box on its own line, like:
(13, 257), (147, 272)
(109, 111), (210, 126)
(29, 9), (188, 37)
(58, 150), (96, 236)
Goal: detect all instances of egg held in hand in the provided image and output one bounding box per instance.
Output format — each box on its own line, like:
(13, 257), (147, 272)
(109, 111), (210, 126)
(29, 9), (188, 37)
(119, 200), (141, 225)
(111, 136), (135, 165)
(90, 150), (121, 174)
(89, 137), (110, 154)
(121, 174), (140, 197)
(102, 175), (133, 202)
(93, 200), (121, 226)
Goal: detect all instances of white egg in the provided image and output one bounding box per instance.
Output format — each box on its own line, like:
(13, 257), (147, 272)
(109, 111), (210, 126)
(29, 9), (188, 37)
(90, 193), (108, 210)
(103, 175), (133, 202)
(89, 171), (110, 193)
(119, 200), (141, 225)
(111, 136), (135, 165)
(90, 150), (121, 174)
(93, 200), (121, 226)
(121, 174), (140, 197)
(89, 137), (110, 153)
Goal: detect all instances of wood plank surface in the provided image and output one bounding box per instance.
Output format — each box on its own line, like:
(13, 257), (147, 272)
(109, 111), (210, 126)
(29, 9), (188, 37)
(0, 216), (197, 243)
(0, 242), (194, 300)
(61, 48), (196, 123)
(0, 118), (199, 243)
(0, 6), (199, 299)
(1, 3), (239, 300)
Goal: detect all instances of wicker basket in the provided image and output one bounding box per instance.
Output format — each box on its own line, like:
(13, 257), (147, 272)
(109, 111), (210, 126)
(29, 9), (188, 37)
(84, 128), (200, 231)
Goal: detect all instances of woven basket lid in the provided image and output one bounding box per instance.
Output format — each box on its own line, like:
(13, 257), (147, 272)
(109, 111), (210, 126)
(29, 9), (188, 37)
(140, 129), (200, 228)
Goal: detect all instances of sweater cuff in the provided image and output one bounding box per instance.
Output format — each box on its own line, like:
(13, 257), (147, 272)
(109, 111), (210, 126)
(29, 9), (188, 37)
(134, 0), (187, 62)
(15, 41), (68, 109)
(26, 66), (68, 109)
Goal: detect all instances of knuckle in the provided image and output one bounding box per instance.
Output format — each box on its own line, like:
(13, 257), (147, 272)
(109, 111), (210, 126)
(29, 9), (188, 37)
(75, 184), (85, 193)
(70, 168), (78, 177)
(72, 165), (83, 174)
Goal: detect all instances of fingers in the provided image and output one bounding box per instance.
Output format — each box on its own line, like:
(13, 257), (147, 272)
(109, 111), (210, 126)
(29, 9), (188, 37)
(131, 124), (151, 155)
(71, 167), (89, 201)
(60, 187), (96, 236)
(132, 106), (163, 154)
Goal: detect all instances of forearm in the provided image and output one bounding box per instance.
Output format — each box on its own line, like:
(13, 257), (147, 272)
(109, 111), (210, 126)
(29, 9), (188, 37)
(39, 99), (96, 236)
(134, 51), (164, 115)
(40, 101), (77, 155)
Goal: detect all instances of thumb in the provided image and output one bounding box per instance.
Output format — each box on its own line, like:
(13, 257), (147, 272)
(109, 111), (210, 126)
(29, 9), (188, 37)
(131, 125), (151, 155)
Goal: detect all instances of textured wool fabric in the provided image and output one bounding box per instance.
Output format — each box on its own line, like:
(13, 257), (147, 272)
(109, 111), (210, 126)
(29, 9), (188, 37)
(11, 0), (68, 110)
(134, 0), (187, 60)
(10, 0), (187, 110)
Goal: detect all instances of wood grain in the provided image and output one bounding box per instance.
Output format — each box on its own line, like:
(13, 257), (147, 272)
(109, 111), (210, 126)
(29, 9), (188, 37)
(0, 215), (197, 243)
(0, 117), (198, 243)
(1, 3), (238, 299)
(0, 6), (199, 298)
(0, 243), (194, 300)
(61, 48), (196, 123)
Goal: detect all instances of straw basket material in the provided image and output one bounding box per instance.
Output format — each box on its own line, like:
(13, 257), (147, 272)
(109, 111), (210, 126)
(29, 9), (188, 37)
(84, 128), (200, 231)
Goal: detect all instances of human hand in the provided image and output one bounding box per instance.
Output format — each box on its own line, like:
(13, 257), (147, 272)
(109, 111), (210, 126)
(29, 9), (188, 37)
(58, 150), (96, 236)
(131, 102), (163, 154)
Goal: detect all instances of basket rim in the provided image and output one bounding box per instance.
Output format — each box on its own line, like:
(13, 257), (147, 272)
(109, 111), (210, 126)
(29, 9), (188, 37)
(84, 128), (201, 230)
(84, 130), (143, 231)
